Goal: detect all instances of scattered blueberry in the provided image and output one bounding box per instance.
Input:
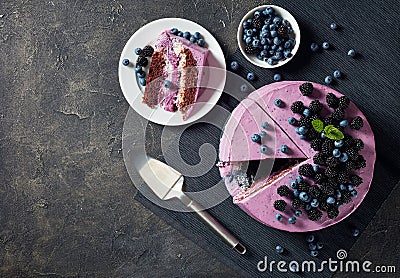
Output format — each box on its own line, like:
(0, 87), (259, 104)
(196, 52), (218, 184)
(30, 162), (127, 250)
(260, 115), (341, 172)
(137, 71), (146, 78)
(270, 30), (277, 37)
(340, 184), (346, 191)
(333, 70), (342, 78)
(335, 189), (342, 198)
(330, 23), (337, 30)
(240, 84), (248, 92)
(321, 132), (326, 139)
(317, 242), (324, 249)
(310, 42), (319, 52)
(230, 61), (239, 71)
(313, 165), (319, 172)
(326, 197), (336, 204)
(298, 126), (307, 135)
(305, 204), (312, 211)
(300, 134), (307, 140)
(197, 39), (205, 47)
(247, 72), (256, 81)
(340, 120), (348, 127)
(194, 31), (201, 39)
(139, 78), (146, 86)
(290, 180), (297, 188)
(276, 245), (284, 253)
(177, 31), (183, 37)
(352, 228), (360, 237)
(260, 145), (268, 153)
(311, 199), (319, 208)
(295, 210), (302, 217)
(339, 152), (349, 162)
(259, 131), (267, 138)
(303, 109), (311, 117)
(170, 28), (178, 35)
(296, 176), (303, 183)
(288, 117), (296, 125)
(274, 98), (283, 107)
(261, 121), (269, 129)
(348, 49), (356, 57)
(134, 66), (143, 73)
(335, 140), (344, 148)
(273, 73), (282, 81)
(310, 250), (319, 257)
(280, 145), (289, 153)
(293, 189), (300, 197)
(288, 216), (296, 224)
(251, 133), (261, 143)
(275, 213), (283, 221)
(134, 48), (142, 55)
(351, 190), (358, 198)
(122, 58), (130, 66)
(183, 31), (191, 39)
(324, 75), (333, 84)
(322, 42), (330, 49)
(299, 192), (310, 202)
(333, 149), (341, 157)
(306, 234), (315, 243)
(189, 35), (197, 43)
(309, 242), (317, 250)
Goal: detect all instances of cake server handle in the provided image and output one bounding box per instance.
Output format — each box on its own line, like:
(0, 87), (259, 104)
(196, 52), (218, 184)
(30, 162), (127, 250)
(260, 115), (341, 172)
(178, 194), (246, 255)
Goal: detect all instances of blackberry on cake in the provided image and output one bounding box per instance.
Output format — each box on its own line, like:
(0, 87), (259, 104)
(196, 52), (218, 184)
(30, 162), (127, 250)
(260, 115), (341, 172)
(353, 139), (364, 150)
(309, 100), (323, 114)
(337, 171), (349, 184)
(313, 152), (327, 165)
(142, 45), (154, 57)
(325, 166), (338, 178)
(136, 55), (148, 67)
(321, 140), (335, 155)
(350, 116), (364, 130)
(274, 200), (287, 211)
(299, 82), (314, 96)
(306, 128), (319, 140)
(320, 184), (335, 196)
(341, 191), (352, 203)
(327, 208), (339, 219)
(308, 185), (322, 198)
(338, 96), (350, 109)
(307, 209), (323, 221)
(277, 185), (292, 197)
(346, 148), (359, 160)
(319, 201), (331, 211)
(323, 116), (336, 126)
(299, 115), (312, 128)
(314, 173), (326, 183)
(326, 92), (339, 108)
(350, 175), (363, 186)
(355, 155), (366, 169)
(292, 198), (305, 210)
(311, 138), (323, 151)
(332, 108), (345, 120)
(326, 156), (340, 168)
(291, 101), (305, 114)
(344, 160), (357, 171)
(299, 164), (315, 178)
(297, 181), (311, 192)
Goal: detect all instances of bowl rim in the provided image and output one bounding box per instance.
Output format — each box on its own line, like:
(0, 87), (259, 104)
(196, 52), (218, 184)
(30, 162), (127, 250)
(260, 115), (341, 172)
(237, 4), (301, 69)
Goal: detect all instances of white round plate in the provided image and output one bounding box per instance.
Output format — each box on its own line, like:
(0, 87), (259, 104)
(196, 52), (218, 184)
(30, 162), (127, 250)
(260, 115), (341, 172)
(237, 5), (301, 68)
(119, 18), (226, 126)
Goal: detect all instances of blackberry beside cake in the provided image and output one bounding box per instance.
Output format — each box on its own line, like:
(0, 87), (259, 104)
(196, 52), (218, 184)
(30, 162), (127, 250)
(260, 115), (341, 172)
(218, 81), (375, 232)
(142, 30), (209, 120)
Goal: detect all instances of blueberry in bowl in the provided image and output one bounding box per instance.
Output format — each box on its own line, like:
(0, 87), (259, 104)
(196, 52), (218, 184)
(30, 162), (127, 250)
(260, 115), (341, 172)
(237, 5), (301, 68)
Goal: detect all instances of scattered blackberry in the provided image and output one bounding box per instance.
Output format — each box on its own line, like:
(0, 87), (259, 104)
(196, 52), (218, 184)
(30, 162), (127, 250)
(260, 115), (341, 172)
(311, 138), (323, 151)
(325, 178), (339, 188)
(326, 157), (340, 168)
(327, 208), (339, 219)
(338, 96), (350, 109)
(319, 201), (331, 211)
(290, 101), (305, 114)
(313, 153), (327, 165)
(344, 160), (357, 171)
(343, 137), (355, 149)
(307, 209), (323, 221)
(142, 45), (154, 57)
(292, 199), (305, 209)
(277, 24), (289, 38)
(320, 185), (334, 196)
(323, 116), (336, 126)
(306, 129), (319, 140)
(136, 55), (148, 67)
(314, 173), (326, 184)
(297, 181), (310, 192)
(325, 166), (338, 178)
(337, 172), (349, 184)
(355, 155), (366, 169)
(299, 115), (312, 127)
(245, 44), (257, 54)
(346, 148), (359, 160)
(299, 82), (314, 96)
(277, 185), (292, 197)
(353, 139), (364, 151)
(273, 200), (287, 211)
(326, 93), (339, 108)
(252, 17), (264, 29)
(321, 140), (335, 155)
(341, 191), (352, 203)
(332, 108), (345, 120)
(299, 164), (315, 178)
(350, 175), (363, 186)
(350, 116), (363, 130)
(308, 185), (321, 198)
(309, 100), (323, 114)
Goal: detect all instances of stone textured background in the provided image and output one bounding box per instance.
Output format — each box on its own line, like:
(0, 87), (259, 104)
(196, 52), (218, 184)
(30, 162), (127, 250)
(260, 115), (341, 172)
(0, 0), (398, 277)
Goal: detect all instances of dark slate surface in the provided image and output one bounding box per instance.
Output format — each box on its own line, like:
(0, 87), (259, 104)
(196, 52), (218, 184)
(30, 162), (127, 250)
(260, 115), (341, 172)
(0, 0), (399, 277)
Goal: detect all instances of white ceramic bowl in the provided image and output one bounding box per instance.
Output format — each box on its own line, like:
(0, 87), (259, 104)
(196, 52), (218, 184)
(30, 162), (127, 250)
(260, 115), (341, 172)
(237, 5), (301, 68)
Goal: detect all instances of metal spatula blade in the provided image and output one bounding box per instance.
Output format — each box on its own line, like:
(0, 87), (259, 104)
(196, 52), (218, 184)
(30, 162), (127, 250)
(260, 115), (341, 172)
(136, 157), (246, 255)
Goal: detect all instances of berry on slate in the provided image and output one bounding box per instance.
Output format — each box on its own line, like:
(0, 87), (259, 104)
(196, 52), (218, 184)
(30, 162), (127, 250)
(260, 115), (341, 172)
(299, 164), (315, 177)
(291, 101), (305, 114)
(307, 209), (322, 221)
(274, 73), (282, 81)
(350, 116), (363, 130)
(324, 75), (333, 84)
(309, 100), (323, 114)
(333, 70), (342, 78)
(230, 61), (239, 71)
(299, 82), (314, 96)
(142, 45), (154, 57)
(274, 200), (287, 211)
(310, 42), (319, 52)
(136, 55), (148, 67)
(247, 72), (256, 81)
(348, 49), (356, 57)
(277, 185), (292, 197)
(326, 93), (339, 108)
(322, 42), (330, 49)
(330, 23), (338, 30)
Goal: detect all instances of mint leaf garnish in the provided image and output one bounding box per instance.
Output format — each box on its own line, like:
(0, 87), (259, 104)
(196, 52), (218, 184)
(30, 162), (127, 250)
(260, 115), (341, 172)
(312, 119), (324, 133)
(324, 125), (344, 140)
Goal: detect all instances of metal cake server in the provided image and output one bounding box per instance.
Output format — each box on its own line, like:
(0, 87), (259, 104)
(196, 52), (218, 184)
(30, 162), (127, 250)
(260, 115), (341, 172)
(137, 157), (246, 255)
